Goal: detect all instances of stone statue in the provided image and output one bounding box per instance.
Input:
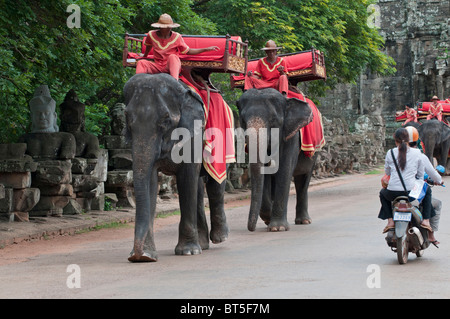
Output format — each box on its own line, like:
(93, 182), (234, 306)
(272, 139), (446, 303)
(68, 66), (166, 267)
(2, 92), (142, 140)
(29, 84), (59, 133)
(59, 89), (100, 159)
(19, 85), (76, 160)
(110, 103), (127, 136)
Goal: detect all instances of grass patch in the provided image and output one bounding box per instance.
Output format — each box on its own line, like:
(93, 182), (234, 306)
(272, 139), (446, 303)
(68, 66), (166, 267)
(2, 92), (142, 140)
(75, 221), (132, 234)
(365, 167), (384, 175)
(157, 210), (181, 218)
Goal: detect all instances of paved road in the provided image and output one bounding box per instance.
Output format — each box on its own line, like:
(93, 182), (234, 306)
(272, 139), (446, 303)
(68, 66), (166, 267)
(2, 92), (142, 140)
(1, 173), (449, 300)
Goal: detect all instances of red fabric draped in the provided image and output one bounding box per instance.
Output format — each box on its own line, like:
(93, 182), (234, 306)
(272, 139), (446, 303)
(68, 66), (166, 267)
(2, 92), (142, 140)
(180, 76), (235, 184)
(287, 90), (325, 157)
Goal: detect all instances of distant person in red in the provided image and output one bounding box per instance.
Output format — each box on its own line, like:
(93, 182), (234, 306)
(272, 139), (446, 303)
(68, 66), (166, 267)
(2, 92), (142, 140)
(399, 104), (418, 126)
(427, 96), (443, 122)
(445, 96), (450, 104)
(244, 40), (289, 95)
(136, 14), (219, 80)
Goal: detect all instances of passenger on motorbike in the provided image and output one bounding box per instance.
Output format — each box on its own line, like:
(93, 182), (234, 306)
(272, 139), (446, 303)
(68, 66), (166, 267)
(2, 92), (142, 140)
(406, 126), (444, 247)
(378, 128), (434, 234)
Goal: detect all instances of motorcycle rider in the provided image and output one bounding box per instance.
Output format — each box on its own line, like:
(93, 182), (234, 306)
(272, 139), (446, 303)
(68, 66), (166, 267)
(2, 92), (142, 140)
(378, 128), (433, 234)
(405, 126), (444, 247)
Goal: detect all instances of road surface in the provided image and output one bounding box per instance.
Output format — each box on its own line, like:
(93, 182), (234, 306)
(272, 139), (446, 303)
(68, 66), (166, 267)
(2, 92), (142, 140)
(1, 172), (449, 300)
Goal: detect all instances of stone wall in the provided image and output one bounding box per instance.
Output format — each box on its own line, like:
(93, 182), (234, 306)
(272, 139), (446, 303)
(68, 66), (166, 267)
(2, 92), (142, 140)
(312, 0), (449, 166)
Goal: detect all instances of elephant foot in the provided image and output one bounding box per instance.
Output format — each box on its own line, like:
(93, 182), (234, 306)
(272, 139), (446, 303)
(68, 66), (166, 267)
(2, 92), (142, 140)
(295, 218), (312, 225)
(260, 210), (271, 225)
(199, 235), (210, 250)
(128, 250), (158, 263)
(267, 219), (290, 232)
(175, 241), (202, 256)
(210, 224), (229, 244)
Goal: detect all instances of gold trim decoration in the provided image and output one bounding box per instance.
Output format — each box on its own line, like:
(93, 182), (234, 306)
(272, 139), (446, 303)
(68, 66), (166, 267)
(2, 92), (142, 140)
(181, 61), (224, 68)
(227, 56), (246, 73)
(288, 69), (312, 77)
(148, 31), (181, 50)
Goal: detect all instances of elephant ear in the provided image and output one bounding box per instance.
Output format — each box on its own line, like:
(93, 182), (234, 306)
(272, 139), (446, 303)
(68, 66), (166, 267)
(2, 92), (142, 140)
(179, 85), (206, 131)
(283, 97), (313, 141)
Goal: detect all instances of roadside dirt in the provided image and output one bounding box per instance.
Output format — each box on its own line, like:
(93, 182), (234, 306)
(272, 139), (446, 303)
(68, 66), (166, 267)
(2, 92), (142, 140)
(0, 197), (252, 266)
(0, 175), (354, 266)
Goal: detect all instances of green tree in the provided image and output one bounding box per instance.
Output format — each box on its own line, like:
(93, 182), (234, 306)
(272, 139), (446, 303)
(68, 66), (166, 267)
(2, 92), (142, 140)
(194, 0), (396, 98)
(0, 0), (216, 144)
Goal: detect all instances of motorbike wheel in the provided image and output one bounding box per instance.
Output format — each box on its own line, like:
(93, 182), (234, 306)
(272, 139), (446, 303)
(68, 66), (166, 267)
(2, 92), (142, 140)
(397, 234), (409, 264)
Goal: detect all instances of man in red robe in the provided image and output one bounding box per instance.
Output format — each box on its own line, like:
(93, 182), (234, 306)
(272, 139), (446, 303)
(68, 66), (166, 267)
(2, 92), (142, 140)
(427, 96), (443, 121)
(136, 14), (219, 80)
(399, 104), (418, 126)
(244, 40), (289, 95)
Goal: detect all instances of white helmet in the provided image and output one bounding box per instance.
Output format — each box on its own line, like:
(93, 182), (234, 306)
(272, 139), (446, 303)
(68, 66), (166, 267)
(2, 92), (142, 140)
(405, 126), (419, 143)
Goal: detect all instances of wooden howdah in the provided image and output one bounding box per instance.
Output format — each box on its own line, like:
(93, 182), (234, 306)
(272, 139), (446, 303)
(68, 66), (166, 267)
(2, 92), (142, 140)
(230, 48), (327, 90)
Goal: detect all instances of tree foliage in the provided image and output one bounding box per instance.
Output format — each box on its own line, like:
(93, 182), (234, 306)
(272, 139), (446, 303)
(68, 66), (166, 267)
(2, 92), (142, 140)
(0, 0), (395, 143)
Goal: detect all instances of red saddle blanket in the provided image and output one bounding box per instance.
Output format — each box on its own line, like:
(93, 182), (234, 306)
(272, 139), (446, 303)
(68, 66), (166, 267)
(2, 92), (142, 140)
(287, 90), (325, 157)
(179, 75), (236, 184)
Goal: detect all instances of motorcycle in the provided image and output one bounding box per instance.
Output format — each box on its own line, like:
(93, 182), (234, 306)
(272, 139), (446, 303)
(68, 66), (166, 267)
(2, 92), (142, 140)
(385, 177), (443, 264)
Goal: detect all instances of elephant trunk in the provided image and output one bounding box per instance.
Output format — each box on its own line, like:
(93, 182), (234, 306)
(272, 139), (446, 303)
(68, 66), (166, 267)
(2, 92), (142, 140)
(246, 117), (268, 231)
(129, 138), (159, 262)
(248, 161), (264, 231)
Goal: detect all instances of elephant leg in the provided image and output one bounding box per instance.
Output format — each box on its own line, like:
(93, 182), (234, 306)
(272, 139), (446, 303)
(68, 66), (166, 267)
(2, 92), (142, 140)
(294, 174), (312, 224)
(206, 176), (229, 244)
(267, 165), (295, 231)
(260, 174), (273, 225)
(197, 176), (210, 250)
(175, 164), (202, 256)
(128, 167), (158, 262)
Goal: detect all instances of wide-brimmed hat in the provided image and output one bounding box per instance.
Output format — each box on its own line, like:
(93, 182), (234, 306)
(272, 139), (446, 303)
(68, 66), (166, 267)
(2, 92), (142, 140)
(151, 14), (180, 28)
(432, 95), (439, 100)
(261, 40), (282, 51)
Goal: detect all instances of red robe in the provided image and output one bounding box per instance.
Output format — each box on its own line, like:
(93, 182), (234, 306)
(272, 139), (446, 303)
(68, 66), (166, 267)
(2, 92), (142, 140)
(244, 57), (289, 94)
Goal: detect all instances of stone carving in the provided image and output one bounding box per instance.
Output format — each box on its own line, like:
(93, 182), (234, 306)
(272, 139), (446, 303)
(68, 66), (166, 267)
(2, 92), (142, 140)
(59, 89), (101, 159)
(17, 85), (77, 217)
(59, 89), (107, 212)
(102, 103), (135, 208)
(0, 143), (39, 222)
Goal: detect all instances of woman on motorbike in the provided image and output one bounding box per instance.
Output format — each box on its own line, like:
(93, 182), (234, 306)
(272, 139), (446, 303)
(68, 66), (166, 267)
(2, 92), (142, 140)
(379, 128), (434, 233)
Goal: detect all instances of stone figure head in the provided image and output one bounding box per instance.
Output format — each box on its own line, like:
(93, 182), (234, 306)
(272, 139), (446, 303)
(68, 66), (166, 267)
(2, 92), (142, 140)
(29, 85), (59, 133)
(59, 89), (86, 133)
(110, 103), (127, 136)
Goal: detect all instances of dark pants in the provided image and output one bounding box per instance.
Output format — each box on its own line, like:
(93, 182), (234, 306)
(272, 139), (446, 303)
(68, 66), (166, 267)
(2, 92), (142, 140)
(378, 187), (434, 220)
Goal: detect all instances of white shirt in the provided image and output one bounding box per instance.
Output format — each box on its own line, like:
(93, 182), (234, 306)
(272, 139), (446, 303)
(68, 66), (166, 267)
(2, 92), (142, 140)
(385, 147), (424, 191)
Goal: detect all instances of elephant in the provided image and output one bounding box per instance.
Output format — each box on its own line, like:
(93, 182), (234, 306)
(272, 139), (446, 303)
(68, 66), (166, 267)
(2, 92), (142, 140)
(416, 119), (450, 172)
(236, 88), (314, 232)
(124, 73), (229, 262)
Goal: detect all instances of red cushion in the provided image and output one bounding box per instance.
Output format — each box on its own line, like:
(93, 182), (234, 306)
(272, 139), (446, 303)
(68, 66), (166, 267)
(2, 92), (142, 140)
(128, 35), (243, 62)
(419, 102), (450, 113)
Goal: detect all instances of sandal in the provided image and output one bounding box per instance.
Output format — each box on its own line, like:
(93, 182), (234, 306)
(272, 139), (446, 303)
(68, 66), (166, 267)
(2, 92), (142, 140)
(383, 225), (395, 234)
(420, 223), (433, 232)
(430, 240), (440, 248)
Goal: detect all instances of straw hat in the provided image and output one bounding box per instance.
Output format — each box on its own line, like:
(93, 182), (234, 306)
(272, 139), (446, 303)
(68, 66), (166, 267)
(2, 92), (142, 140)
(261, 40), (282, 51)
(151, 14), (180, 28)
(431, 95), (439, 100)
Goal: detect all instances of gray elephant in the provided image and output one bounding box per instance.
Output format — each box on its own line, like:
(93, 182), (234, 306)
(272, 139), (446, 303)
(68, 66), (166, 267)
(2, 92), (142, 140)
(417, 119), (450, 172)
(124, 73), (229, 262)
(237, 88), (313, 231)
